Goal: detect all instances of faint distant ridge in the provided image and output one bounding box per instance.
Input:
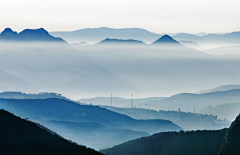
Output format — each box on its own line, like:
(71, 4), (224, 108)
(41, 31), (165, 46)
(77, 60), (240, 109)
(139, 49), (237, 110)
(97, 38), (145, 45)
(50, 27), (161, 44)
(0, 28), (66, 43)
(197, 85), (240, 94)
(152, 34), (182, 46)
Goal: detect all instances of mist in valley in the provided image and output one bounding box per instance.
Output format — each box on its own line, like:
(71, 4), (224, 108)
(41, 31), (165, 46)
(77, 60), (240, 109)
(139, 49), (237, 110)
(1, 28), (240, 153)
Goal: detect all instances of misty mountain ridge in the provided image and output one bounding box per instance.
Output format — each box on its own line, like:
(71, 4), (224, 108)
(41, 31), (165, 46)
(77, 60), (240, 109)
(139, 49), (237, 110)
(97, 38), (145, 46)
(49, 27), (240, 49)
(173, 31), (240, 49)
(0, 28), (66, 43)
(145, 89), (240, 112)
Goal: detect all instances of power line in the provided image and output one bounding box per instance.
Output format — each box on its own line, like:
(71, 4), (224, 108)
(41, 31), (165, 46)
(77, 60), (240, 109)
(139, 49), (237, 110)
(131, 94), (133, 108)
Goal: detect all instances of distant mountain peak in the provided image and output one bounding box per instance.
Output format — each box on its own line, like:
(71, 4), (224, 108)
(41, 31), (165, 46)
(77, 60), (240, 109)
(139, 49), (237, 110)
(0, 28), (66, 43)
(152, 34), (181, 45)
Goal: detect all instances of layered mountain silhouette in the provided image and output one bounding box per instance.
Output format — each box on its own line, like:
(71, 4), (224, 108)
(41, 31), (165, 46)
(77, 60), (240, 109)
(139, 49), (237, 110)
(0, 109), (102, 155)
(101, 114), (240, 155)
(0, 98), (181, 149)
(0, 28), (66, 43)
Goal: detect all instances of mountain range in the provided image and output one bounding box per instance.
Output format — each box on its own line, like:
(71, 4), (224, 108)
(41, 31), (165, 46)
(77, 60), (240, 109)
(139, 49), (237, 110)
(1, 27), (240, 101)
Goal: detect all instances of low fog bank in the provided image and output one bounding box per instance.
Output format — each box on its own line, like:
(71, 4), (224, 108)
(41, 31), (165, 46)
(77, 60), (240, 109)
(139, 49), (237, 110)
(0, 42), (240, 99)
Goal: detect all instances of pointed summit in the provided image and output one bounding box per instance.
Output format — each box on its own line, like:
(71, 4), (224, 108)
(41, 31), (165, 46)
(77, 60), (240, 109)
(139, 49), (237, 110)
(152, 34), (181, 45)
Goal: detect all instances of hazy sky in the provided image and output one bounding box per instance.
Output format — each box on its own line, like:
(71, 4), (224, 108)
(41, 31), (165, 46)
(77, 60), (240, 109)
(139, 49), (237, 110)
(0, 0), (239, 33)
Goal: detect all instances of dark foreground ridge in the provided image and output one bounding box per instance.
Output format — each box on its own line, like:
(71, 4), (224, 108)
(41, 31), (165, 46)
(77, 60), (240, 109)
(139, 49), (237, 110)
(101, 113), (240, 155)
(101, 129), (227, 155)
(218, 114), (240, 155)
(0, 109), (102, 155)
